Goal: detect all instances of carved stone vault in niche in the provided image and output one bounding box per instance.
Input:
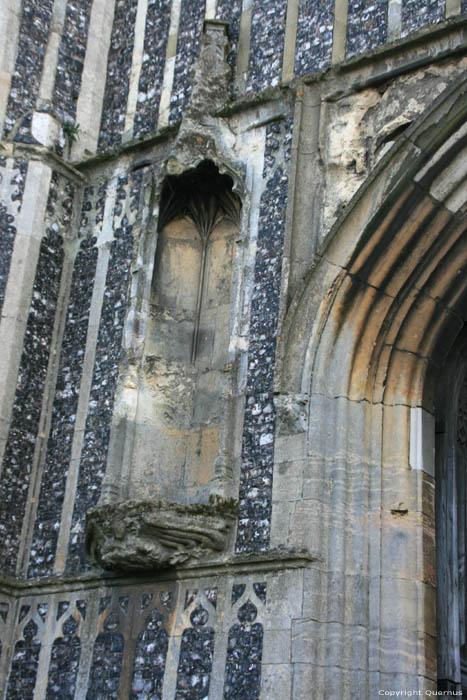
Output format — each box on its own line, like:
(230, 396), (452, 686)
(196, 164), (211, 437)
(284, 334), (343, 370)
(86, 161), (242, 571)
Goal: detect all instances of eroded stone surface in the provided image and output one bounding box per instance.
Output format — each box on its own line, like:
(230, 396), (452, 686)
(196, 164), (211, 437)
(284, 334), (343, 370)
(85, 498), (237, 570)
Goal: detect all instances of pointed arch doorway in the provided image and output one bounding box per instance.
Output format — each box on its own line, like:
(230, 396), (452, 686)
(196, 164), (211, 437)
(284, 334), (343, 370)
(278, 72), (467, 696)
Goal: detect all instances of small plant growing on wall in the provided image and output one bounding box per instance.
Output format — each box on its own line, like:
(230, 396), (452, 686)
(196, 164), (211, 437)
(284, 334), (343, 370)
(62, 121), (80, 154)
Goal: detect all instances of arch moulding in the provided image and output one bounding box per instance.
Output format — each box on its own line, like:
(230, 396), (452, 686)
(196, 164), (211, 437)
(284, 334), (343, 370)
(278, 72), (467, 693)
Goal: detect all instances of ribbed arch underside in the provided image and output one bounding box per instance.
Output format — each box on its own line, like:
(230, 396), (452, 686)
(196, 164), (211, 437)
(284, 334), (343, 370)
(282, 73), (467, 407)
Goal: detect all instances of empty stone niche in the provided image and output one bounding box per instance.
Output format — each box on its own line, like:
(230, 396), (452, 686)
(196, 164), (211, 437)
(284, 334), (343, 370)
(86, 161), (242, 571)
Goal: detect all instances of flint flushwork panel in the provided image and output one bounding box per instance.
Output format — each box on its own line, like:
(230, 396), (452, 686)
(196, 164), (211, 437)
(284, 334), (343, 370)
(52, 0), (93, 124)
(236, 120), (292, 553)
(0, 195), (65, 576)
(5, 619), (41, 700)
(28, 227), (98, 578)
(98, 0), (138, 151)
(46, 616), (81, 700)
(86, 612), (124, 699)
(223, 583), (266, 700)
(247, 0), (288, 93)
(3, 0), (54, 139)
(346, 0), (388, 58)
(169, 0), (206, 123)
(175, 605), (215, 699)
(294, 0), (334, 76)
(216, 0), (243, 74)
(130, 609), (168, 700)
(0, 157), (27, 315)
(401, 0), (445, 36)
(66, 172), (143, 573)
(133, 0), (171, 139)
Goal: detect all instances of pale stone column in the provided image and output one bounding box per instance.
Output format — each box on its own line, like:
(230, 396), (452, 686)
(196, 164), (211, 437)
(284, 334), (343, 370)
(446, 0), (461, 17)
(71, 0), (116, 159)
(205, 0), (217, 20)
(282, 0), (300, 83)
(331, 0), (348, 64)
(387, 0), (402, 42)
(236, 0), (253, 91)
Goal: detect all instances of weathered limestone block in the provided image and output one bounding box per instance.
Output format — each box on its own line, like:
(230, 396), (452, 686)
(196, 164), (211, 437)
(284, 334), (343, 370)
(85, 497), (237, 571)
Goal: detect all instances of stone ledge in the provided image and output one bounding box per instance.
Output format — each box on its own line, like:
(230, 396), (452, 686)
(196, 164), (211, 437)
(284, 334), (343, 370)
(0, 548), (317, 598)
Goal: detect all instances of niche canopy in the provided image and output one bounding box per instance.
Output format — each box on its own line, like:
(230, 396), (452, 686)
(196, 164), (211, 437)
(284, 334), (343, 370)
(158, 160), (241, 235)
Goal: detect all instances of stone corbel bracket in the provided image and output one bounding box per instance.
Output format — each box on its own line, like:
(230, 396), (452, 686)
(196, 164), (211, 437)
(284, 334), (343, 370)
(85, 498), (237, 572)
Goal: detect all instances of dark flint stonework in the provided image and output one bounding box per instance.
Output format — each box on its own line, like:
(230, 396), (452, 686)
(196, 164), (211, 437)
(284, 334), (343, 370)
(52, 0), (93, 123)
(0, 158), (27, 315)
(223, 600), (264, 700)
(133, 0), (171, 139)
(236, 120), (292, 553)
(3, 0), (54, 139)
(463, 0), (467, 13)
(6, 620), (41, 700)
(247, 0), (287, 93)
(0, 601), (9, 623)
(295, 0), (334, 76)
(66, 173), (142, 573)
(401, 0), (445, 37)
(130, 610), (168, 700)
(175, 606), (215, 700)
(169, 0), (206, 123)
(28, 232), (98, 578)
(0, 222), (64, 576)
(86, 613), (124, 700)
(45, 617), (81, 700)
(346, 0), (388, 58)
(98, 0), (138, 151)
(216, 0), (243, 76)
(232, 585), (246, 605)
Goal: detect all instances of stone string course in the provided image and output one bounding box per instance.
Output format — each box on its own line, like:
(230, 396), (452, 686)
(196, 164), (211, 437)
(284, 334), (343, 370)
(295, 0), (334, 76)
(169, 0), (206, 123)
(133, 0), (171, 139)
(0, 173), (69, 576)
(0, 157), (27, 314)
(346, 0), (388, 58)
(236, 119), (293, 553)
(52, 0), (93, 124)
(98, 0), (138, 151)
(66, 172), (143, 573)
